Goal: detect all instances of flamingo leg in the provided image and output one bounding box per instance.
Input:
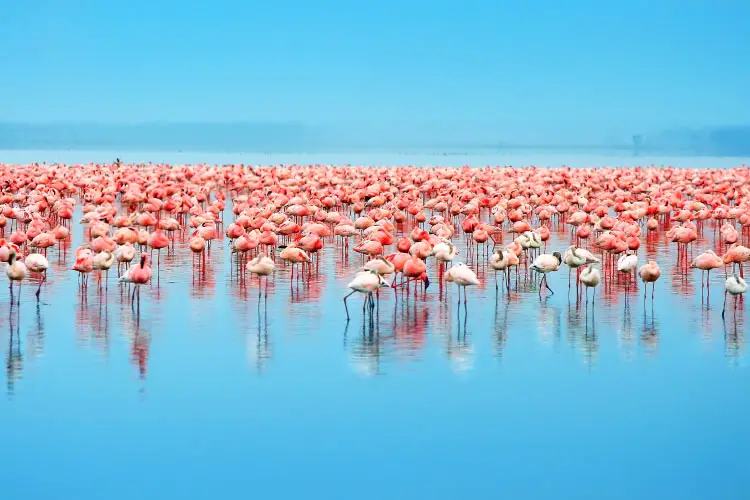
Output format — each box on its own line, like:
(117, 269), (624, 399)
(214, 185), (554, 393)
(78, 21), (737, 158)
(36, 274), (46, 300)
(343, 290), (356, 320)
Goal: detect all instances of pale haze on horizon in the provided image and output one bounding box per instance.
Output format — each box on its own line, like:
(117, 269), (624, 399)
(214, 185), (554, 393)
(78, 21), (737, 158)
(1, 0), (748, 146)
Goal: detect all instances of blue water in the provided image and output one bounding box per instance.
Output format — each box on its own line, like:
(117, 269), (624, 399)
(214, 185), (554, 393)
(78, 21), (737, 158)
(1, 152), (749, 499)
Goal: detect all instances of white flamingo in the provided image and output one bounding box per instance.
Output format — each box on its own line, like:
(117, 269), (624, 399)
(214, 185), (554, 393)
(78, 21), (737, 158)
(530, 251), (562, 297)
(24, 253), (49, 301)
(445, 262), (480, 305)
(579, 265), (601, 303)
(6, 249), (27, 304)
(723, 275), (748, 319)
(343, 269), (389, 320)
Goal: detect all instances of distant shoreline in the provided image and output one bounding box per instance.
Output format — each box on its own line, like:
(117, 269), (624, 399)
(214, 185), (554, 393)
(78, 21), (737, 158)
(1, 149), (747, 169)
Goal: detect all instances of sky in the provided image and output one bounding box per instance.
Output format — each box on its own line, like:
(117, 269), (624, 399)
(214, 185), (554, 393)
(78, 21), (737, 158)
(1, 0), (749, 145)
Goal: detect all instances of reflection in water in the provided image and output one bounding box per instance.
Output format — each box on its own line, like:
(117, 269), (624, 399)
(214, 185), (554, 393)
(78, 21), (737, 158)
(6, 307), (22, 396)
(581, 309), (598, 368)
(348, 315), (384, 377)
(724, 308), (746, 362)
(640, 310), (660, 358)
(493, 298), (509, 359)
(564, 300), (599, 367)
(26, 304), (45, 361)
(123, 313), (151, 381)
(447, 306), (474, 373)
(618, 302), (636, 361)
(247, 305), (272, 374)
(537, 302), (562, 346)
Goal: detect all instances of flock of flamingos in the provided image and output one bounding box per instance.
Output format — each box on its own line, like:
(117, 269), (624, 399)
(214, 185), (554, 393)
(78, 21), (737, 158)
(1, 163), (749, 320)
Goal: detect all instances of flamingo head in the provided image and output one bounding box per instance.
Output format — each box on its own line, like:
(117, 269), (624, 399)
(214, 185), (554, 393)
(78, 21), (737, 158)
(420, 272), (430, 289)
(553, 251), (562, 264)
(139, 252), (148, 267)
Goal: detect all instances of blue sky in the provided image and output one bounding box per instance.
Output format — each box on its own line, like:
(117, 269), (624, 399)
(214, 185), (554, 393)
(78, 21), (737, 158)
(1, 0), (748, 144)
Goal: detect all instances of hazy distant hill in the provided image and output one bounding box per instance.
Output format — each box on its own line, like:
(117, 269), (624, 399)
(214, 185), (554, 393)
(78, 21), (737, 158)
(639, 126), (750, 156)
(1, 122), (748, 156)
(0, 121), (501, 152)
(0, 122), (314, 152)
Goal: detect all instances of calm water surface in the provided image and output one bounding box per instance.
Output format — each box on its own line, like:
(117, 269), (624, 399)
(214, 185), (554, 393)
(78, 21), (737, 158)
(2, 154), (750, 499)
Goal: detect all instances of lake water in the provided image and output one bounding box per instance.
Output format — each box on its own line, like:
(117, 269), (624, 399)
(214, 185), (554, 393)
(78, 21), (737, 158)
(1, 150), (749, 499)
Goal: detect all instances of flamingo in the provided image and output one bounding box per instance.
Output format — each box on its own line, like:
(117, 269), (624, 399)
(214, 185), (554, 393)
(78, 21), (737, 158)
(530, 252), (562, 297)
(617, 251), (639, 297)
(579, 265), (601, 303)
(343, 269), (390, 320)
(6, 248), (27, 303)
(444, 262), (480, 306)
(638, 260), (662, 302)
(690, 250), (723, 291)
(279, 246), (311, 282)
(490, 249), (510, 292)
(93, 250), (115, 288)
(119, 252), (153, 306)
(72, 250), (94, 288)
(24, 253), (49, 300)
(723, 275), (748, 319)
(246, 254), (276, 298)
(115, 243), (136, 276)
(563, 245), (600, 291)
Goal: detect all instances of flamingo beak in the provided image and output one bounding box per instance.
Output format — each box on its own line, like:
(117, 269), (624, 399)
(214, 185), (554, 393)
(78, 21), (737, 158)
(424, 276), (430, 289)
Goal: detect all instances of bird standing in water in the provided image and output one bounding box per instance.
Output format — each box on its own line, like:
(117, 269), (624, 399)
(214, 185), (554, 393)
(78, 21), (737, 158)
(445, 262), (480, 306)
(246, 254), (276, 299)
(579, 265), (601, 303)
(490, 249), (510, 292)
(722, 274), (748, 319)
(617, 251), (639, 298)
(638, 260), (662, 302)
(6, 248), (27, 304)
(119, 252), (152, 307)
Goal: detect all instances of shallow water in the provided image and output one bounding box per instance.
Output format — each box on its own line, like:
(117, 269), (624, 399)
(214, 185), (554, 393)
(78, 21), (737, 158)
(2, 165), (750, 499)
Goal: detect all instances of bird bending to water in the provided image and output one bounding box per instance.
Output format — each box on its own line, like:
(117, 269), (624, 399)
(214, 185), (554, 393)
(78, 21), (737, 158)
(24, 252), (49, 300)
(530, 252), (562, 297)
(343, 269), (390, 320)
